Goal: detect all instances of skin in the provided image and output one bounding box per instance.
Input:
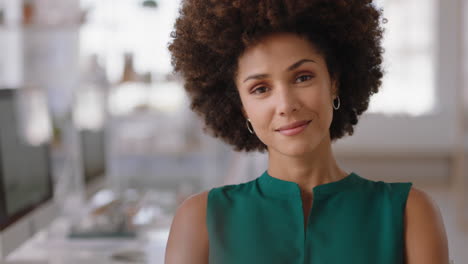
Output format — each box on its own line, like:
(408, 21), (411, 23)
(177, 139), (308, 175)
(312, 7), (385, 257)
(235, 33), (348, 227)
(164, 33), (449, 264)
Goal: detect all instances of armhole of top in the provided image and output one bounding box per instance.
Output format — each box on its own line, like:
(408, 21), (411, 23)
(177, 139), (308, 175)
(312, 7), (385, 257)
(390, 182), (413, 214)
(389, 182), (413, 213)
(400, 182), (413, 210)
(206, 187), (217, 237)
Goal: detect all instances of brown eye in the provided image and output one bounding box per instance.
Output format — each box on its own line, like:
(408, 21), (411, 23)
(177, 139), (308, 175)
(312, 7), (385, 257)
(252, 86), (269, 94)
(295, 74), (313, 83)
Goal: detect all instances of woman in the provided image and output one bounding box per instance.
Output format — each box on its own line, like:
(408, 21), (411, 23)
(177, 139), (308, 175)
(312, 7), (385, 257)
(165, 0), (449, 263)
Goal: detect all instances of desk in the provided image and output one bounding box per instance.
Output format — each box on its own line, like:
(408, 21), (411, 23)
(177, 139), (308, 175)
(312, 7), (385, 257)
(5, 216), (171, 264)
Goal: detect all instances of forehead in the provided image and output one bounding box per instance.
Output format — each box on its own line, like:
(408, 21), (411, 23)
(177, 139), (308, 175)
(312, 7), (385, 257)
(236, 33), (325, 77)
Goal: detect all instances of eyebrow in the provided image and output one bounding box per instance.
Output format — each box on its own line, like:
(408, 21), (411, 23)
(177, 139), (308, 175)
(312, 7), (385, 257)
(242, 59), (316, 83)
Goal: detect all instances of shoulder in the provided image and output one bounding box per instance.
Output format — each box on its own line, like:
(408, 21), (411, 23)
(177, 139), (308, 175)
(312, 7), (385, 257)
(404, 187), (449, 264)
(350, 174), (413, 202)
(180, 190), (210, 213)
(165, 191), (209, 264)
(208, 179), (258, 201)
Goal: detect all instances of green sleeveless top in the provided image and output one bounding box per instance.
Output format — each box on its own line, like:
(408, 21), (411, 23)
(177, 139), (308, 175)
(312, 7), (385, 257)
(207, 171), (413, 264)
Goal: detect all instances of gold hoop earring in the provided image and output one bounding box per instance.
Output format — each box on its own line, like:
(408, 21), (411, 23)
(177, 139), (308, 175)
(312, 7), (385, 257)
(246, 119), (254, 134)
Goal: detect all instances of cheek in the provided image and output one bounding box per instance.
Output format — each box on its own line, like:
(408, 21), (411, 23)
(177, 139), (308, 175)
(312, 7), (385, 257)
(304, 87), (334, 128)
(304, 87), (331, 112)
(242, 101), (274, 140)
(248, 104), (273, 130)
(320, 96), (334, 129)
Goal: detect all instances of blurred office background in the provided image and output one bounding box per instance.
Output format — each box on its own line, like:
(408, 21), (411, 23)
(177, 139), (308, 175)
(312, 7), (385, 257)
(0, 0), (466, 263)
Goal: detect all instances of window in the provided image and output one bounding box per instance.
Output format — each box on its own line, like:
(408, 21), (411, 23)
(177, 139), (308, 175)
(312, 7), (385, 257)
(335, 0), (459, 156)
(370, 0), (436, 116)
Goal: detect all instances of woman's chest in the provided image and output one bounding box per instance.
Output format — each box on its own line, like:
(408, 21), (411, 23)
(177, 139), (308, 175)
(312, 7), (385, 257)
(207, 194), (405, 264)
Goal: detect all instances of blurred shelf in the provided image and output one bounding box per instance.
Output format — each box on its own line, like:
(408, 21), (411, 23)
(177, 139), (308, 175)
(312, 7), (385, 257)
(0, 23), (82, 32)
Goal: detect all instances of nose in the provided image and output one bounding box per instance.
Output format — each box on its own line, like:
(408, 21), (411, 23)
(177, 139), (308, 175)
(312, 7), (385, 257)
(276, 85), (301, 116)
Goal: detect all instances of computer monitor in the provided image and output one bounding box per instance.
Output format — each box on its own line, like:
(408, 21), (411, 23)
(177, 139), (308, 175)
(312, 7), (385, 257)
(80, 128), (107, 198)
(0, 88), (57, 259)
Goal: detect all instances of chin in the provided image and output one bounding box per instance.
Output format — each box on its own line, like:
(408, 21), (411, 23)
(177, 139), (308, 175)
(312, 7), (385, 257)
(270, 142), (317, 157)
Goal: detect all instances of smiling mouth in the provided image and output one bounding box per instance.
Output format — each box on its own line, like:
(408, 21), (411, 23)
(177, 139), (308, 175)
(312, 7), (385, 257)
(276, 120), (312, 136)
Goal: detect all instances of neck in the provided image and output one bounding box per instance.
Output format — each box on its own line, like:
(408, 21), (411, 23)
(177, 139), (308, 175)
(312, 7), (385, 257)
(267, 134), (347, 192)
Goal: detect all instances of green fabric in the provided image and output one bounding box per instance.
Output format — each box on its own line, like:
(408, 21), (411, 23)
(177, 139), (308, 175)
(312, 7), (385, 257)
(207, 171), (413, 264)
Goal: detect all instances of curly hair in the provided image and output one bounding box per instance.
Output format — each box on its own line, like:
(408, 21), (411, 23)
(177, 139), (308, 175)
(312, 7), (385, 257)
(168, 0), (385, 152)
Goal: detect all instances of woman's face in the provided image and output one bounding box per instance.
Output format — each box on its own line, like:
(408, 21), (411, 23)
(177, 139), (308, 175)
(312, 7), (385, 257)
(235, 33), (337, 157)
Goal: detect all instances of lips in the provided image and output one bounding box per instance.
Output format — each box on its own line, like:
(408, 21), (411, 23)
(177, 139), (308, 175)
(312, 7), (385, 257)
(276, 120), (311, 131)
(275, 120), (312, 136)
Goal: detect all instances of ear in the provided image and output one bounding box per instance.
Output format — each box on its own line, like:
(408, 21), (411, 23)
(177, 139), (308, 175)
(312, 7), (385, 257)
(331, 78), (339, 98)
(241, 107), (248, 119)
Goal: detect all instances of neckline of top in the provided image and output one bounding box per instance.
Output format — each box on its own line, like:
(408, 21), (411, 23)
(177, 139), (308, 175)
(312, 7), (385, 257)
(257, 170), (362, 199)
